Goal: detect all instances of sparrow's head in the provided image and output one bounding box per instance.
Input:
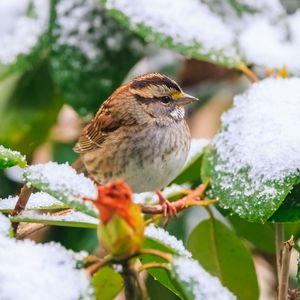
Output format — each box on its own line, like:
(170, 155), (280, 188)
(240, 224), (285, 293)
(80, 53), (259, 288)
(128, 73), (198, 121)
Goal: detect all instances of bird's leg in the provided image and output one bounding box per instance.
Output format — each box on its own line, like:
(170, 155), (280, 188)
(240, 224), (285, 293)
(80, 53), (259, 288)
(156, 191), (177, 218)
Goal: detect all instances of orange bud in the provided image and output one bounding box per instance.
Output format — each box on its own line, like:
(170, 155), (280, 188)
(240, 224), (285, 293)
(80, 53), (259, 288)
(93, 180), (145, 259)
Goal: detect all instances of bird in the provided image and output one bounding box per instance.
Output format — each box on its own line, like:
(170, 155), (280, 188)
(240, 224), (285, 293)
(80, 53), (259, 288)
(74, 73), (198, 215)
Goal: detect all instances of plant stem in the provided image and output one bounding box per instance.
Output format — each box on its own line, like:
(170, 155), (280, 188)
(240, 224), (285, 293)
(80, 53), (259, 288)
(278, 236), (294, 300)
(276, 224), (284, 284)
(138, 262), (171, 272)
(11, 184), (33, 233)
(238, 62), (259, 82)
(122, 261), (138, 300)
(140, 248), (173, 261)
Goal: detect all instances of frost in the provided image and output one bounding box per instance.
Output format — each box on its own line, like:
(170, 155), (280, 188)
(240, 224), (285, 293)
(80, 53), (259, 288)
(172, 257), (236, 300)
(145, 224), (191, 257)
(0, 213), (11, 237)
(0, 192), (65, 212)
(0, 0), (49, 66)
(0, 237), (94, 300)
(106, 0), (239, 65)
(0, 145), (26, 168)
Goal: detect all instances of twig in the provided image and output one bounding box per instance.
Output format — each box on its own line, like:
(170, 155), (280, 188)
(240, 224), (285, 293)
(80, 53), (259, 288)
(278, 236), (294, 300)
(140, 248), (173, 261)
(141, 182), (216, 215)
(15, 208), (73, 239)
(11, 184), (33, 233)
(132, 269), (149, 300)
(238, 62), (259, 82)
(138, 262), (171, 272)
(85, 259), (109, 276)
(276, 224), (285, 284)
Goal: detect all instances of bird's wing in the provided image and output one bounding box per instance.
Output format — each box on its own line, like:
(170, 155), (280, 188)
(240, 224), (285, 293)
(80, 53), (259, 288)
(73, 104), (121, 154)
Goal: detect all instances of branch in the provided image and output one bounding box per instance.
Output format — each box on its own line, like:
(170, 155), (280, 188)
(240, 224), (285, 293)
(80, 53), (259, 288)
(278, 236), (294, 300)
(141, 182), (216, 215)
(276, 224), (285, 284)
(11, 184), (33, 233)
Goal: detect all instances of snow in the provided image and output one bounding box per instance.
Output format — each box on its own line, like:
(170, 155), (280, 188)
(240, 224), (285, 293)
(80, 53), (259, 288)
(55, 0), (103, 60)
(133, 184), (189, 205)
(24, 161), (97, 201)
(239, 15), (300, 73)
(14, 210), (99, 226)
(0, 192), (65, 212)
(0, 0), (49, 65)
(0, 213), (11, 237)
(172, 257), (236, 300)
(145, 224), (191, 257)
(0, 237), (94, 300)
(213, 77), (300, 198)
(0, 145), (26, 165)
(105, 0), (239, 64)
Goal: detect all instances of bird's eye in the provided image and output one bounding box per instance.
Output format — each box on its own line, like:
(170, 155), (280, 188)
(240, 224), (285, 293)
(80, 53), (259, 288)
(160, 96), (171, 104)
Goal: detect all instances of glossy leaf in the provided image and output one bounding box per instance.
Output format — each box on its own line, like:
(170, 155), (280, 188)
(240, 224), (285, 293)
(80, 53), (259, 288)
(201, 146), (297, 223)
(92, 266), (123, 300)
(141, 237), (185, 299)
(269, 184), (300, 223)
(9, 210), (98, 229)
(0, 146), (26, 169)
(0, 60), (63, 156)
(50, 0), (145, 115)
(229, 215), (275, 254)
(102, 0), (241, 68)
(187, 218), (259, 300)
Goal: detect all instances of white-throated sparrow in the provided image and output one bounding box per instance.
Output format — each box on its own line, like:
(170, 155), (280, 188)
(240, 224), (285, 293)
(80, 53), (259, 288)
(74, 73), (197, 214)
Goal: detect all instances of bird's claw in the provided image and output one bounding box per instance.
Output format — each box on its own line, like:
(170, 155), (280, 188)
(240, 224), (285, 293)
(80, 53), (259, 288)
(156, 191), (177, 220)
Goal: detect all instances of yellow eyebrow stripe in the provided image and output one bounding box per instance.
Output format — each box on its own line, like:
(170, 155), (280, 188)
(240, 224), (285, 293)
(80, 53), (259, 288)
(171, 91), (183, 99)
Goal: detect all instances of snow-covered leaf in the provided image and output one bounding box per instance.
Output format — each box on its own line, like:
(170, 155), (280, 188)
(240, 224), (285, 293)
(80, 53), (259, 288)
(50, 0), (145, 114)
(23, 162), (98, 217)
(202, 78), (300, 222)
(170, 257), (236, 300)
(10, 210), (98, 228)
(0, 192), (66, 213)
(0, 0), (50, 79)
(0, 145), (26, 169)
(0, 213), (12, 237)
(0, 236), (94, 300)
(102, 0), (241, 68)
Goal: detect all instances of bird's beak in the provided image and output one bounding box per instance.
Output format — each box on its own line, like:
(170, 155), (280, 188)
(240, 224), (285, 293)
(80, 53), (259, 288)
(176, 92), (198, 106)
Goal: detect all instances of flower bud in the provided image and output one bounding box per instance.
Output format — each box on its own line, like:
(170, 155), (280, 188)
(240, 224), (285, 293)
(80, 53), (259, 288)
(93, 180), (144, 259)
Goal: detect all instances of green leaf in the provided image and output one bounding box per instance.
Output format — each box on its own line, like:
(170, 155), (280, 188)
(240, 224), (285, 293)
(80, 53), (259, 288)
(187, 218), (259, 300)
(229, 215), (275, 254)
(92, 266), (123, 300)
(9, 210), (98, 229)
(141, 237), (185, 299)
(269, 184), (300, 223)
(201, 146), (297, 223)
(0, 60), (63, 156)
(0, 145), (26, 169)
(50, 0), (145, 115)
(102, 0), (241, 68)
